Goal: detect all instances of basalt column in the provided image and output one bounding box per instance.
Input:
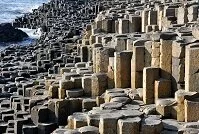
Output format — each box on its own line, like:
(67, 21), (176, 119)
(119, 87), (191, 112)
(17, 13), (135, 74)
(185, 44), (199, 92)
(131, 46), (145, 89)
(114, 51), (133, 88)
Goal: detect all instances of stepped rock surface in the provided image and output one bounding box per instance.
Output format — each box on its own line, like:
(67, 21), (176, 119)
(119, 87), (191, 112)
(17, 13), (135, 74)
(0, 0), (199, 133)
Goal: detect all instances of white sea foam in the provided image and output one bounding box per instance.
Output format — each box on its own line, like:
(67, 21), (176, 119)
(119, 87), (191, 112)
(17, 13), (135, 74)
(19, 28), (42, 39)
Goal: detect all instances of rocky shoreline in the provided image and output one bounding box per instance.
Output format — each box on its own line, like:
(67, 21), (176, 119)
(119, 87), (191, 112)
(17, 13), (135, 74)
(1, 0), (199, 134)
(0, 23), (28, 43)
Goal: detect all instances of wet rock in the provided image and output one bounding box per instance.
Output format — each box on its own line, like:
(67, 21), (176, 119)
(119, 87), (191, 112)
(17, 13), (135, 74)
(0, 23), (28, 42)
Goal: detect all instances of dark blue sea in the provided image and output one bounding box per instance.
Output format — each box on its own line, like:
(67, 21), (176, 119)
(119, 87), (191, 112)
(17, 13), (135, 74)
(0, 0), (48, 49)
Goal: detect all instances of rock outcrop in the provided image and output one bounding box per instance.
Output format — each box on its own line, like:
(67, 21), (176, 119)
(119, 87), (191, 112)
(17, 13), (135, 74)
(0, 23), (28, 42)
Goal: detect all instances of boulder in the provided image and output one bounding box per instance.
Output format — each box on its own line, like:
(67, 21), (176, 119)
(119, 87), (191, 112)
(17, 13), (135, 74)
(0, 23), (28, 42)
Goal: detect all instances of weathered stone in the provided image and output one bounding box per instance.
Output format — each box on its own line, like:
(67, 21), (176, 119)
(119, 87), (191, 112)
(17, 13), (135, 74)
(184, 99), (199, 122)
(59, 80), (74, 99)
(185, 45), (199, 92)
(31, 106), (49, 125)
(148, 10), (158, 25)
(119, 109), (143, 118)
(38, 123), (57, 134)
(82, 98), (96, 110)
(177, 7), (188, 24)
(49, 84), (59, 98)
(78, 126), (99, 134)
(0, 122), (7, 134)
(87, 113), (101, 127)
(162, 119), (182, 131)
(99, 113), (123, 134)
(128, 88), (142, 100)
(91, 73), (107, 97)
(48, 99), (69, 125)
(73, 113), (87, 129)
(95, 47), (115, 73)
(52, 128), (69, 134)
(143, 67), (160, 104)
(151, 41), (160, 68)
(100, 102), (123, 110)
(110, 97), (131, 104)
(144, 41), (152, 67)
(141, 117), (163, 134)
(80, 46), (89, 62)
(172, 57), (185, 92)
(142, 9), (149, 32)
(14, 118), (26, 134)
(154, 79), (171, 101)
(107, 57), (115, 89)
(175, 90), (199, 104)
(64, 129), (81, 134)
(66, 89), (84, 98)
(178, 128), (199, 134)
(114, 36), (127, 51)
(156, 98), (176, 117)
(160, 39), (172, 79)
(171, 103), (185, 122)
(69, 98), (82, 114)
(118, 117), (141, 134)
(122, 104), (140, 110)
(102, 19), (114, 33)
(105, 92), (127, 103)
(96, 96), (105, 106)
(118, 19), (129, 34)
(23, 125), (38, 134)
(131, 46), (144, 89)
(114, 51), (133, 88)
(129, 15), (141, 33)
(71, 77), (82, 89)
(183, 122), (199, 129)
(82, 76), (92, 96)
(172, 40), (185, 58)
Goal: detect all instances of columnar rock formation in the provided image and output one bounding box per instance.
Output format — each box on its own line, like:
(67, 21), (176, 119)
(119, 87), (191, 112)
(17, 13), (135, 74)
(0, 0), (199, 133)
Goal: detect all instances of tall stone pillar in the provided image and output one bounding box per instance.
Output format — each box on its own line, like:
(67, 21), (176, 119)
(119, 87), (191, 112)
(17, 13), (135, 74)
(92, 73), (108, 97)
(115, 37), (127, 52)
(102, 19), (114, 33)
(118, 19), (129, 34)
(148, 10), (158, 25)
(129, 15), (141, 33)
(95, 47), (115, 73)
(187, 5), (198, 22)
(131, 46), (145, 89)
(177, 7), (188, 24)
(143, 67), (160, 104)
(144, 41), (152, 67)
(107, 57), (115, 89)
(80, 46), (88, 62)
(172, 40), (185, 92)
(92, 43), (103, 72)
(141, 9), (149, 32)
(185, 45), (199, 92)
(160, 39), (172, 79)
(151, 41), (160, 68)
(114, 51), (133, 88)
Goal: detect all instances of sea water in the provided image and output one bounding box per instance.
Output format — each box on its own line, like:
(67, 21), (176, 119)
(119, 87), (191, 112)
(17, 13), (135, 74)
(0, 0), (48, 49)
(0, 0), (48, 23)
